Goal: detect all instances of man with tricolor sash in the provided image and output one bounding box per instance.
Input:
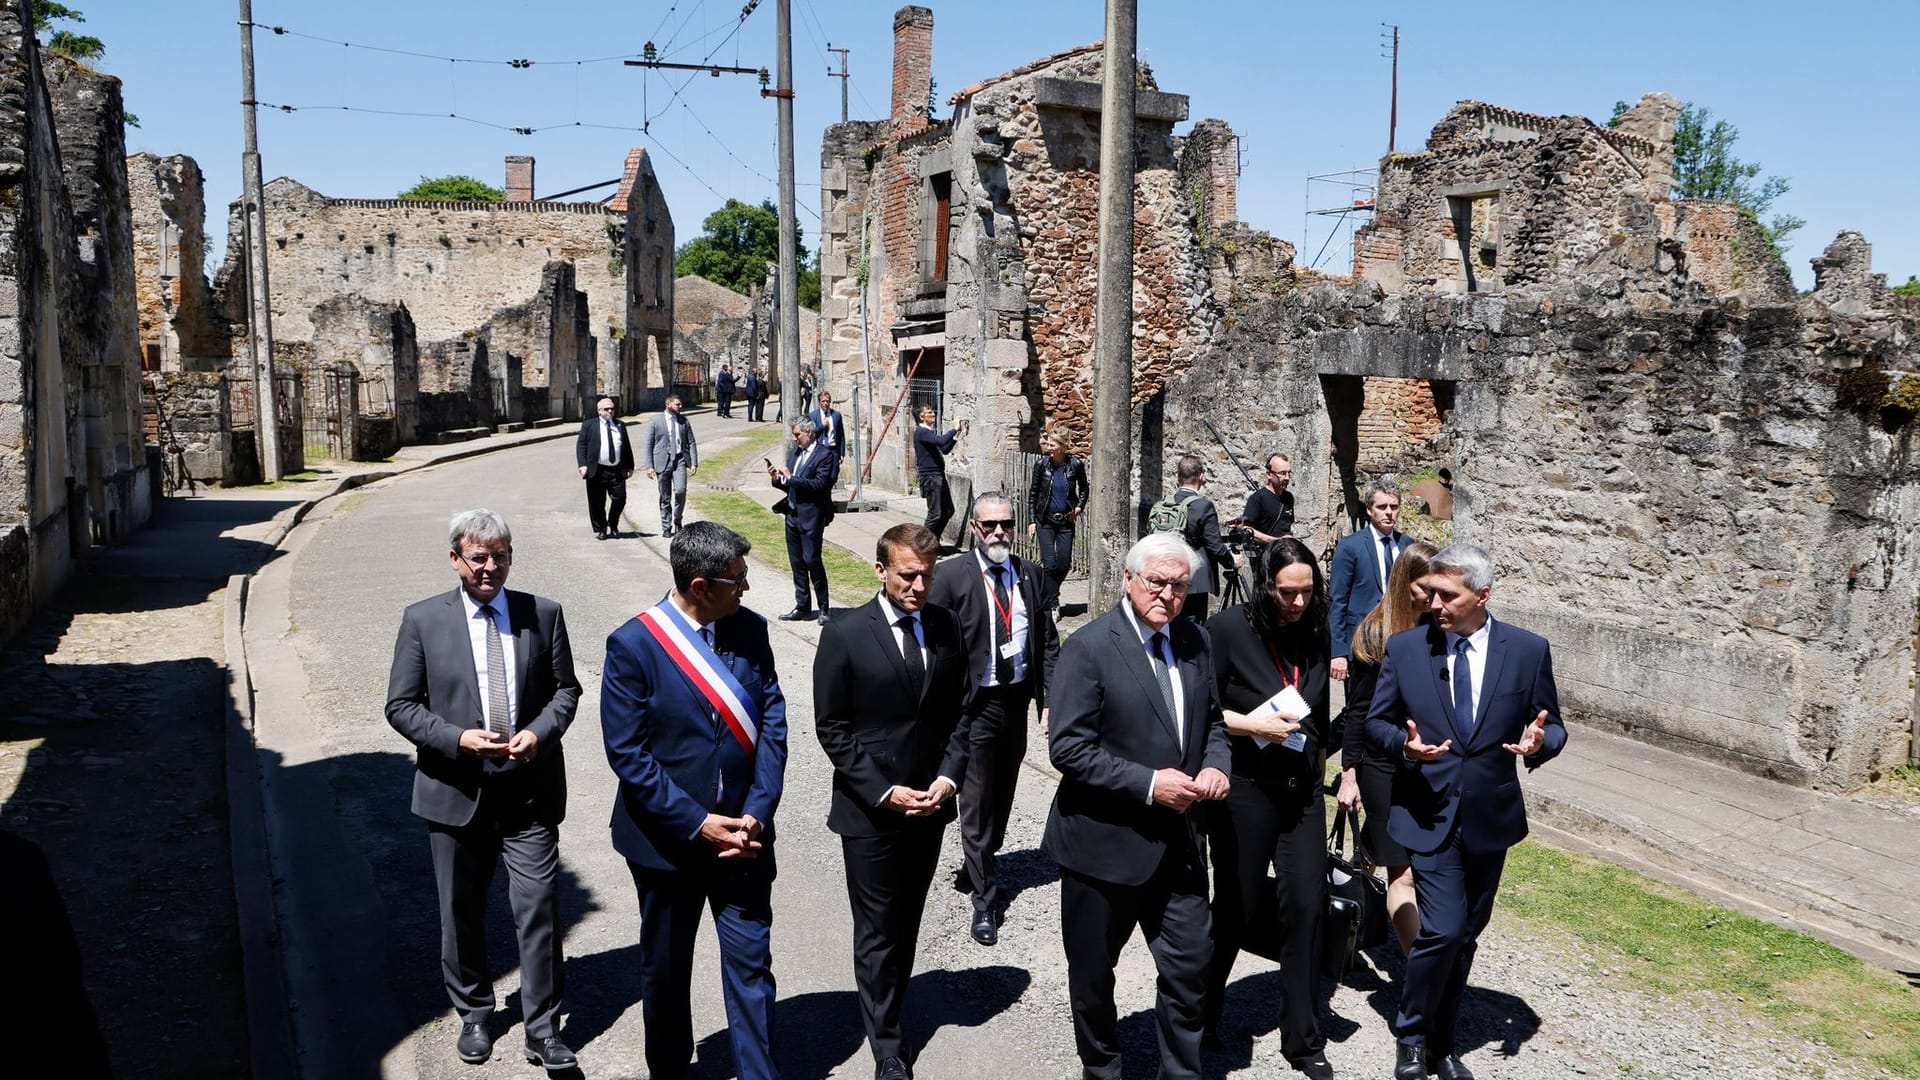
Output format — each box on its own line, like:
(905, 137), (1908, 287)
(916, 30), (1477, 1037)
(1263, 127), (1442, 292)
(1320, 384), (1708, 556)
(602, 522), (790, 1080)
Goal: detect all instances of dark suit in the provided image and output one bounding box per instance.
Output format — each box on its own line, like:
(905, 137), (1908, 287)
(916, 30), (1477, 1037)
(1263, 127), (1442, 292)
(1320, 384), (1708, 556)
(928, 550), (1059, 915)
(1173, 488), (1235, 622)
(814, 597), (971, 1066)
(576, 415), (635, 536)
(1043, 604), (1230, 1080)
(1200, 605), (1330, 1063)
(386, 588), (581, 1039)
(808, 408), (848, 458)
(745, 373), (767, 422)
(1328, 526), (1409, 660)
(1364, 618), (1566, 1057)
(716, 368), (737, 417)
(603, 602), (788, 1080)
(772, 442), (839, 613)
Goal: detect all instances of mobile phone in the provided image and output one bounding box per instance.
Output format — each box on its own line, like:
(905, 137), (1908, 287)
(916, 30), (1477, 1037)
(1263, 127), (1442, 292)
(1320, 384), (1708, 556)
(763, 457), (774, 469)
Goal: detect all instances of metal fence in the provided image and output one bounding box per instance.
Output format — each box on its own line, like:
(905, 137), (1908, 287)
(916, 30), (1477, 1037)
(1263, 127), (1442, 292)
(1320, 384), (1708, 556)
(986, 451), (1092, 580)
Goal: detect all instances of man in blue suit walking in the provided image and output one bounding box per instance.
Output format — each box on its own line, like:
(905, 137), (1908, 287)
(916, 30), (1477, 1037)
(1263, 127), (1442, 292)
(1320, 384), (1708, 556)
(1329, 481), (1409, 681)
(1365, 543), (1565, 1080)
(602, 521), (789, 1080)
(770, 417), (839, 623)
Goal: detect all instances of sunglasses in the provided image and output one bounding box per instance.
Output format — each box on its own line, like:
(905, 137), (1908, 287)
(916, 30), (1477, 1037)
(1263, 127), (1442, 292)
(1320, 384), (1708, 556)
(974, 518), (1016, 532)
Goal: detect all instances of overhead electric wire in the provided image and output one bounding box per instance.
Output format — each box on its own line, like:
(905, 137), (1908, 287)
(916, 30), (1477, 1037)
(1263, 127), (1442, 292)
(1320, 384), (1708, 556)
(241, 20), (636, 67)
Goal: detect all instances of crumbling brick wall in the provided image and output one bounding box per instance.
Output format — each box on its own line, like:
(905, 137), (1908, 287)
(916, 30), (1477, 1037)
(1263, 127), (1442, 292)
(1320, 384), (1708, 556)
(127, 152), (231, 370)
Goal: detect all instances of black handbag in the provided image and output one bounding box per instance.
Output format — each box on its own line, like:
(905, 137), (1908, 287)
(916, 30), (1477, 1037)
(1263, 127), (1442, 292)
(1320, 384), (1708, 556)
(1324, 805), (1390, 977)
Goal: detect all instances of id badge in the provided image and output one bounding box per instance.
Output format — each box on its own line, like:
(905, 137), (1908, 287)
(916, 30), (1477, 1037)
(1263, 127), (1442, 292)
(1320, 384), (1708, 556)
(1280, 731), (1307, 752)
(999, 639), (1022, 660)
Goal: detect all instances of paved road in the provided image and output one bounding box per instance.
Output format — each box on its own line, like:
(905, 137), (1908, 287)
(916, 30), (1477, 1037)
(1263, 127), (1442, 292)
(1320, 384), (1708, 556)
(247, 423), (1876, 1080)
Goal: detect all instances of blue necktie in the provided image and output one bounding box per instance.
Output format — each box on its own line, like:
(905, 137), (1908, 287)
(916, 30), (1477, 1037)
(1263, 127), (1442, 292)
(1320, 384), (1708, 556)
(1381, 533), (1396, 582)
(1452, 637), (1474, 734)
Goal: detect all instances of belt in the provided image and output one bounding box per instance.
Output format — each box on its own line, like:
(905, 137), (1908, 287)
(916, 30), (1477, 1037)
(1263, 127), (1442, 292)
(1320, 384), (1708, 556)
(1042, 512), (1073, 524)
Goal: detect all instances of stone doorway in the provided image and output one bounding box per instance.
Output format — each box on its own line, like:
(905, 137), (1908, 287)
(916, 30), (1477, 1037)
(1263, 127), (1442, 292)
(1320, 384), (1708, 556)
(1320, 372), (1456, 536)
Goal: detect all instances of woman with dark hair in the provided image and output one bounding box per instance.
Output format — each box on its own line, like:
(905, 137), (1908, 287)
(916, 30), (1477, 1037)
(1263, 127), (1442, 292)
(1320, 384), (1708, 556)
(1336, 538), (1438, 955)
(1202, 537), (1336, 1080)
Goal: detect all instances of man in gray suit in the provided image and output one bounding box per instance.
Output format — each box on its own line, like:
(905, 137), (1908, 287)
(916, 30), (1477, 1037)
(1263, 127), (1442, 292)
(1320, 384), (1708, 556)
(386, 509), (582, 1071)
(645, 394), (700, 537)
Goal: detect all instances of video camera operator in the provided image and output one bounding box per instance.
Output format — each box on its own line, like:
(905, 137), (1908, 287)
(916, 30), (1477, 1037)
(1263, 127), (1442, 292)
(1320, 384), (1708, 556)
(1236, 452), (1295, 547)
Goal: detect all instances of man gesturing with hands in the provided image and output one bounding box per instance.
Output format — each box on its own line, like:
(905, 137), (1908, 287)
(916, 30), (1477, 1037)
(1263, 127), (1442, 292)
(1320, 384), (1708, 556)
(1042, 532), (1231, 1080)
(1365, 543), (1566, 1080)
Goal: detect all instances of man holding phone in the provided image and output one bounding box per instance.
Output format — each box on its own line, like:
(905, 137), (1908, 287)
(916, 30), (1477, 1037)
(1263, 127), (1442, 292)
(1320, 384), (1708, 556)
(769, 418), (839, 623)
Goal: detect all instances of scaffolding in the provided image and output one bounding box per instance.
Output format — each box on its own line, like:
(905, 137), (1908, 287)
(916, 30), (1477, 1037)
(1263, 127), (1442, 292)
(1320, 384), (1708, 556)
(1302, 169), (1378, 274)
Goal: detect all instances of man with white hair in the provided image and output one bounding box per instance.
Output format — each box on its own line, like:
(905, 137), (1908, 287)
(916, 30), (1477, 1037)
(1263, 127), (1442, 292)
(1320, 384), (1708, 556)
(1043, 532), (1231, 1080)
(1365, 542), (1566, 1080)
(928, 492), (1059, 946)
(386, 509), (582, 1070)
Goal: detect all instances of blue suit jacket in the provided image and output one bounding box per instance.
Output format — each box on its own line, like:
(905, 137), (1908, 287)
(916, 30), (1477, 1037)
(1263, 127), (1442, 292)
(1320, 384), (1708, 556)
(602, 606), (788, 871)
(808, 408), (847, 457)
(1328, 527), (1408, 659)
(1363, 618), (1566, 857)
(773, 442), (839, 532)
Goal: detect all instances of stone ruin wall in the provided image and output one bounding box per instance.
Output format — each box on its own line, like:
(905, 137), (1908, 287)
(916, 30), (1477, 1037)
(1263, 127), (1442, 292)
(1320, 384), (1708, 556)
(127, 152), (230, 370)
(616, 147), (674, 408)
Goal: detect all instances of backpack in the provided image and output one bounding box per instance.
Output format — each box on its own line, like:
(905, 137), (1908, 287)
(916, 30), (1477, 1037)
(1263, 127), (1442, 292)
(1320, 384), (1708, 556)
(1147, 490), (1198, 537)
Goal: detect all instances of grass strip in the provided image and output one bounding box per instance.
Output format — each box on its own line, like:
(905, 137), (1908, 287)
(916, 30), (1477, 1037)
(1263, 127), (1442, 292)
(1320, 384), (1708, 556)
(689, 489), (875, 607)
(1499, 840), (1920, 1076)
(699, 425), (786, 479)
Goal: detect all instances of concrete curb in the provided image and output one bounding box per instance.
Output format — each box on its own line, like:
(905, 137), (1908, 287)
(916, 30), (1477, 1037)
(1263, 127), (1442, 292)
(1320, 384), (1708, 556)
(222, 573), (298, 1078)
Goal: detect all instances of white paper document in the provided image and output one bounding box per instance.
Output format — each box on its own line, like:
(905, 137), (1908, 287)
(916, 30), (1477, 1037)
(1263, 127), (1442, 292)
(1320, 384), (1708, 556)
(1251, 684), (1311, 751)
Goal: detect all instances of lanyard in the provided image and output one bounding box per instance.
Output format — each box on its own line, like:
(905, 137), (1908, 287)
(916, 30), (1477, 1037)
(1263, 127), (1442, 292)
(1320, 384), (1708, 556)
(1263, 639), (1302, 690)
(983, 569), (1013, 633)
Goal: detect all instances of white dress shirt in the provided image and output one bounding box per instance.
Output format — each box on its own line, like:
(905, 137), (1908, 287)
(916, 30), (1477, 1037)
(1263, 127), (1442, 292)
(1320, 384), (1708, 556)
(459, 588), (519, 731)
(600, 417), (622, 466)
(1446, 617), (1494, 730)
(974, 550), (1030, 687)
(1121, 603), (1185, 804)
(1369, 525), (1399, 589)
(874, 594), (955, 801)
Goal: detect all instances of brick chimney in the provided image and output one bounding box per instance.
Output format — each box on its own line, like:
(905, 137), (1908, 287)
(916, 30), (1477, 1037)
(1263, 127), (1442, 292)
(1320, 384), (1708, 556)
(890, 6), (934, 134)
(505, 155), (535, 201)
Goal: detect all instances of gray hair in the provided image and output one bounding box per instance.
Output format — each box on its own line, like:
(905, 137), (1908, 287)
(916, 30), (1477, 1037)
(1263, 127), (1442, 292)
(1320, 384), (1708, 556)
(791, 417), (818, 434)
(971, 490), (1014, 518)
(1364, 479), (1400, 505)
(1430, 542), (1495, 591)
(1126, 531), (1201, 577)
(449, 508), (511, 550)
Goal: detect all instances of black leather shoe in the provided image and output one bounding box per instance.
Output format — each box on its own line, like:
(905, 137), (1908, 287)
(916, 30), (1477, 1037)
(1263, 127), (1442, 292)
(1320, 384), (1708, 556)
(456, 1021), (491, 1064)
(971, 908), (998, 945)
(1427, 1053), (1473, 1080)
(1394, 1042), (1427, 1080)
(524, 1034), (577, 1071)
(1295, 1052), (1335, 1080)
(876, 1056), (911, 1080)
(777, 608), (815, 622)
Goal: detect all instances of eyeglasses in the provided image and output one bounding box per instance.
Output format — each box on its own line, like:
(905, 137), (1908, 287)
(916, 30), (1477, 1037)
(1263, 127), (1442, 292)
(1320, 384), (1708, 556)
(457, 550), (512, 570)
(974, 518), (1016, 533)
(705, 572), (748, 590)
(1137, 574), (1190, 596)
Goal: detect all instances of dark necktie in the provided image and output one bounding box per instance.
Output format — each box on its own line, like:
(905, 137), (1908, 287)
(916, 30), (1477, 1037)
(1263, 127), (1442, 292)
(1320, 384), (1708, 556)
(700, 626), (715, 650)
(898, 615), (924, 695)
(1381, 533), (1396, 582)
(1452, 637), (1474, 734)
(1148, 630), (1177, 736)
(991, 565), (1014, 684)
(480, 603), (510, 737)
(604, 419), (617, 465)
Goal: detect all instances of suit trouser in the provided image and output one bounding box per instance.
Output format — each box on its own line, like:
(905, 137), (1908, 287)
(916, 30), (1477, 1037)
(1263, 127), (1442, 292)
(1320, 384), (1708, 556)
(657, 463), (689, 532)
(841, 825), (944, 1064)
(1034, 522), (1074, 610)
(1203, 774), (1327, 1063)
(629, 855), (781, 1080)
(920, 474), (953, 542)
(785, 521), (829, 611)
(1394, 833), (1508, 1053)
(718, 390), (734, 417)
(1060, 844), (1212, 1080)
(958, 682), (1032, 914)
(584, 469), (627, 534)
(426, 786), (565, 1038)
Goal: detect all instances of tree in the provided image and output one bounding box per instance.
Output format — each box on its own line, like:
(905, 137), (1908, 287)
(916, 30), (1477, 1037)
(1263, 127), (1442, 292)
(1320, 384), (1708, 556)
(397, 175), (504, 202)
(1894, 277), (1920, 299)
(675, 197), (820, 310)
(1610, 99), (1803, 259)
(31, 1), (103, 61)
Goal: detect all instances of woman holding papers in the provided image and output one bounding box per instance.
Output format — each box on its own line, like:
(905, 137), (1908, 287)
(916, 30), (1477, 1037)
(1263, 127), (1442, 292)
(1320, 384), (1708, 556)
(1200, 538), (1337, 1079)
(1335, 539), (1438, 955)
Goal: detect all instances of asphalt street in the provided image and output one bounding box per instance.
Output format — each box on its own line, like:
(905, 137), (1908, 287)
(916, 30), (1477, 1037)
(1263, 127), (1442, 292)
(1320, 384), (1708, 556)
(241, 417), (1873, 1080)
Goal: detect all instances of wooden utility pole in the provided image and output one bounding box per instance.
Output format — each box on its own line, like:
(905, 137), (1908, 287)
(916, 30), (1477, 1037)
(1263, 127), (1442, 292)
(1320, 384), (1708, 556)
(238, 0), (284, 480)
(1383, 24), (1400, 154)
(827, 45), (850, 123)
(772, 0), (801, 446)
(1087, 0), (1137, 611)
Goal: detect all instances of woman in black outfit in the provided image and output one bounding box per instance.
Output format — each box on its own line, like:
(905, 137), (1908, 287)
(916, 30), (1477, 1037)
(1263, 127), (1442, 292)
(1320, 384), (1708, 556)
(1335, 538), (1437, 955)
(1202, 537), (1335, 1080)
(1025, 429), (1088, 612)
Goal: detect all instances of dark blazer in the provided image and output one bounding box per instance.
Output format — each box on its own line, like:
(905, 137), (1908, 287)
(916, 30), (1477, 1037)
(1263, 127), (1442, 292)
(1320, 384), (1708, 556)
(385, 588), (581, 827)
(602, 607), (788, 871)
(716, 369), (737, 395)
(813, 598), (971, 837)
(773, 442), (839, 532)
(1364, 618), (1567, 857)
(576, 416), (635, 478)
(1205, 604), (1330, 783)
(1174, 488), (1235, 597)
(1027, 455), (1089, 522)
(1042, 604), (1231, 887)
(808, 408), (847, 456)
(927, 551), (1060, 711)
(1328, 527), (1409, 659)
(745, 372), (766, 399)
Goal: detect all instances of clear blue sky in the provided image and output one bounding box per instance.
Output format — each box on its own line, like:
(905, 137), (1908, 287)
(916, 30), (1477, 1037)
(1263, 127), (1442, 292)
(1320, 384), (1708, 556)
(93, 1), (1917, 291)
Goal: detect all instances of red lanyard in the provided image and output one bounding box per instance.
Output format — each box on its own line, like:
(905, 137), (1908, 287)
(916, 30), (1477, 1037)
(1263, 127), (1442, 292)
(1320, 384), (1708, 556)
(983, 570), (1013, 633)
(1263, 640), (1301, 690)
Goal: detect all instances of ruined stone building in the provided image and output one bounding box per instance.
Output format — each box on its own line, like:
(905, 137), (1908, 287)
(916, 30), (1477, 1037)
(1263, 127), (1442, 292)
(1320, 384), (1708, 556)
(1, 0), (155, 641)
(817, 5), (1243, 493)
(673, 272), (820, 397)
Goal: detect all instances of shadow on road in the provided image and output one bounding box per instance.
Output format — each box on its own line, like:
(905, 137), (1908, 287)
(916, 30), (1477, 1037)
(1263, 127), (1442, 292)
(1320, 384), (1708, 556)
(772, 963), (1034, 1080)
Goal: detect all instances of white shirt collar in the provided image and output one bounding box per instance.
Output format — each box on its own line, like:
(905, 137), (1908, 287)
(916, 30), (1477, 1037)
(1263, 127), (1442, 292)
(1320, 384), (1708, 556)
(875, 593), (915, 626)
(1452, 615), (1494, 652)
(459, 587), (505, 618)
(1120, 600), (1169, 648)
(667, 592), (713, 637)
